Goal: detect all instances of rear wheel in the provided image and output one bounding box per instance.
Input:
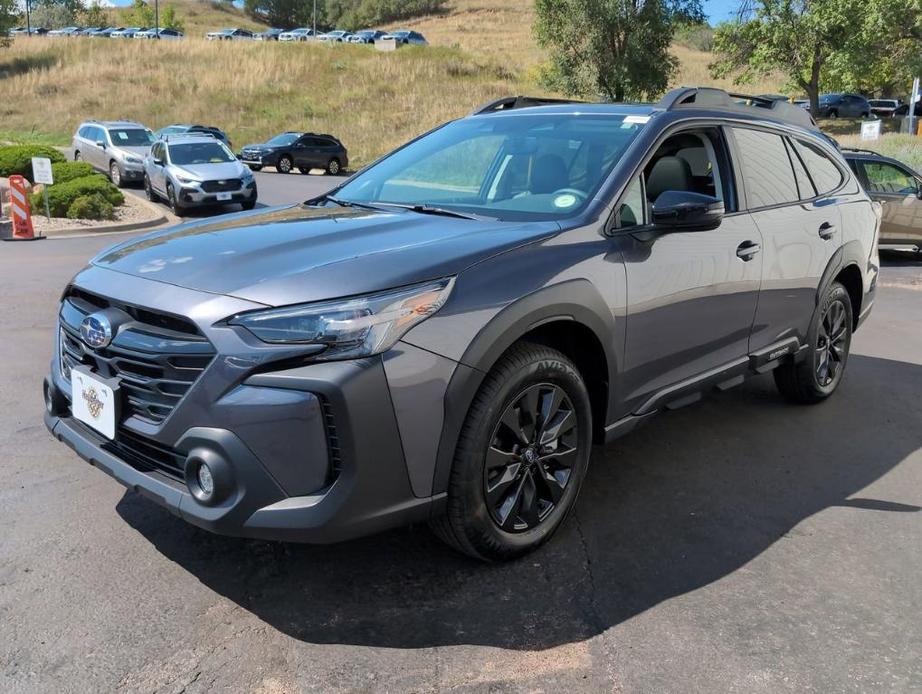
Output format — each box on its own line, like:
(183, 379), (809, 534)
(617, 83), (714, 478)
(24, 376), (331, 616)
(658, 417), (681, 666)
(144, 174), (158, 202)
(326, 158), (342, 175)
(828, 109), (839, 119)
(431, 343), (592, 561)
(241, 200), (256, 210)
(774, 281), (852, 403)
(277, 155), (293, 174)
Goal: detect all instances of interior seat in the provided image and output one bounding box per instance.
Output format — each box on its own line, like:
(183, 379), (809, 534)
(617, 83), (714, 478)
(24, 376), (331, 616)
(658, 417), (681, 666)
(645, 156), (693, 203)
(530, 154), (569, 194)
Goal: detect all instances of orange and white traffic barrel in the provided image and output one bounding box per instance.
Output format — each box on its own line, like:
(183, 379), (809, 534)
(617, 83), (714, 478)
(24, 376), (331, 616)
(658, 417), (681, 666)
(6, 175), (38, 241)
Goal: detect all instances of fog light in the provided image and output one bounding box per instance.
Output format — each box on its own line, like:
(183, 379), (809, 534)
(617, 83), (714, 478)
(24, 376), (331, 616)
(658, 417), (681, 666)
(197, 463), (214, 497)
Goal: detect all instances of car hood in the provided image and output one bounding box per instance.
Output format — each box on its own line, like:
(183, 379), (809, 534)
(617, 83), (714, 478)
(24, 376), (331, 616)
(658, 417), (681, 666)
(241, 143), (273, 151)
(115, 145), (151, 158)
(91, 205), (560, 306)
(173, 161), (246, 180)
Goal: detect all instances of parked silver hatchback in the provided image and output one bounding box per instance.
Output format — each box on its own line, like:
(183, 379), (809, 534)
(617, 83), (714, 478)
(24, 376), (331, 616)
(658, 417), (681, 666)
(143, 134), (257, 216)
(72, 120), (154, 187)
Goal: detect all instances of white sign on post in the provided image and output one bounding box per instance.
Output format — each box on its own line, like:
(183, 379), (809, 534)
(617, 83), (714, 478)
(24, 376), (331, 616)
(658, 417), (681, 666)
(31, 157), (54, 185)
(860, 120), (882, 141)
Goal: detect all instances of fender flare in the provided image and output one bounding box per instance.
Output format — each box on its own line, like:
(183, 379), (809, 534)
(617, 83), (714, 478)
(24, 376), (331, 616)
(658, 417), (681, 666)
(816, 239), (866, 316)
(429, 279), (618, 496)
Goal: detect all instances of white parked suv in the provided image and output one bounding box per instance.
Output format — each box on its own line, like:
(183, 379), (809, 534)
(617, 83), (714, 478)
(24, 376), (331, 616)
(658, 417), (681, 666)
(71, 120), (154, 187)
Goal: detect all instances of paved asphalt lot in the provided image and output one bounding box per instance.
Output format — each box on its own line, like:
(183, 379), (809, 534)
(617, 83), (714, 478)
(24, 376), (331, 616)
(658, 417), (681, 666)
(1, 204), (921, 691)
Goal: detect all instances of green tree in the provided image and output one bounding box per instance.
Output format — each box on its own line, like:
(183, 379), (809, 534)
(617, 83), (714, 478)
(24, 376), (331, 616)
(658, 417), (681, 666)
(82, 1), (108, 28)
(1, 0), (19, 47)
(129, 0), (154, 28)
(160, 4), (184, 32)
(31, 2), (78, 29)
(534, 0), (704, 103)
(710, 0), (920, 110)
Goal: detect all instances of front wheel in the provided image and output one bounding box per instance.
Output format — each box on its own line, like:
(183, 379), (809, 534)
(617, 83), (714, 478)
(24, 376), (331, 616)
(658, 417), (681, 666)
(277, 155), (293, 174)
(109, 161), (123, 188)
(828, 109), (839, 119)
(166, 183), (186, 217)
(74, 151), (81, 161)
(431, 342), (592, 561)
(247, 164), (262, 172)
(774, 281), (852, 403)
(144, 174), (158, 201)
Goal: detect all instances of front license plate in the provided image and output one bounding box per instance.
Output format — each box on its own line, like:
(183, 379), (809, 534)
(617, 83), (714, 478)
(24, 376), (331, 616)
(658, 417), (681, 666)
(71, 366), (120, 439)
(216, 192), (232, 201)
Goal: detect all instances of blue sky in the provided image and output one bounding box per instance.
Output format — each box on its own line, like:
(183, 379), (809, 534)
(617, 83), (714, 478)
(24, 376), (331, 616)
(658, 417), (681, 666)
(99, 0), (743, 26)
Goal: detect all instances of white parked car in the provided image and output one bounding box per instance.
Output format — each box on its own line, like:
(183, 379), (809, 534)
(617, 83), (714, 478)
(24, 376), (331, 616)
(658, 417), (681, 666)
(134, 28), (184, 40)
(279, 27), (315, 41)
(206, 28), (254, 41)
(317, 30), (353, 42)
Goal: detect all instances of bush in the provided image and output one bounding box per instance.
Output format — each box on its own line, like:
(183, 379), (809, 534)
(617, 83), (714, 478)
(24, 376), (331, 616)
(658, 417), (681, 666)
(31, 175), (124, 218)
(66, 194), (116, 221)
(50, 161), (96, 185)
(0, 145), (67, 182)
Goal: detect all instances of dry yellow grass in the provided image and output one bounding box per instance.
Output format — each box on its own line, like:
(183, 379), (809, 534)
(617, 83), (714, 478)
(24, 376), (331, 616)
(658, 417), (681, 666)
(2, 0), (788, 164)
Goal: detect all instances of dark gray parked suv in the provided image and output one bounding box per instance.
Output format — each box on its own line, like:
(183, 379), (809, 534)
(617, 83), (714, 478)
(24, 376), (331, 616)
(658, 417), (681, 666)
(45, 88), (879, 560)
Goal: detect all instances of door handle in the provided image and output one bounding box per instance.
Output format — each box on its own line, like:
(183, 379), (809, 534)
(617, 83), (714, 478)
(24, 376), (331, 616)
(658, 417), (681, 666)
(736, 240), (761, 261)
(818, 222), (836, 239)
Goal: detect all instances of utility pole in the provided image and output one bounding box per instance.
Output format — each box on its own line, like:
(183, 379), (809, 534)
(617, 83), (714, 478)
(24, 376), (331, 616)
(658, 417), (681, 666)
(312, 0), (316, 38)
(25, 0), (31, 34)
(155, 0), (160, 38)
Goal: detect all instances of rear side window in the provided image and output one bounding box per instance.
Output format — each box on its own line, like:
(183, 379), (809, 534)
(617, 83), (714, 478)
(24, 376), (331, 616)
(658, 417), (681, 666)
(862, 161), (918, 195)
(731, 128), (799, 208)
(791, 140), (842, 195)
(784, 138), (816, 199)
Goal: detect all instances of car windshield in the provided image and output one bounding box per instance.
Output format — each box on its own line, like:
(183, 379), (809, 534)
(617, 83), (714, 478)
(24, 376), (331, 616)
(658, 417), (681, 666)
(109, 129), (154, 146)
(267, 133), (299, 146)
(168, 141), (235, 165)
(333, 112), (648, 221)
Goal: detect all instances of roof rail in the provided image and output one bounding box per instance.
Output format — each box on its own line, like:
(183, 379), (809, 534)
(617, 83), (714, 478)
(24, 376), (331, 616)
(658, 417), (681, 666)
(658, 86), (818, 131)
(470, 95), (587, 116)
(840, 147), (879, 156)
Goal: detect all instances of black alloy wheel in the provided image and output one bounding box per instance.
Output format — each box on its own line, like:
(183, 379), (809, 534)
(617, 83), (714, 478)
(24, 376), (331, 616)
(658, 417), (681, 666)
(484, 383), (578, 532)
(815, 297), (848, 387)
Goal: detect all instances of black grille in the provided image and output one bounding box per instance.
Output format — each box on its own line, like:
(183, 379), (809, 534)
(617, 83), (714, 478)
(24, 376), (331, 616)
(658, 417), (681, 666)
(320, 397), (343, 481)
(102, 428), (186, 480)
(59, 290), (214, 426)
(201, 179), (241, 193)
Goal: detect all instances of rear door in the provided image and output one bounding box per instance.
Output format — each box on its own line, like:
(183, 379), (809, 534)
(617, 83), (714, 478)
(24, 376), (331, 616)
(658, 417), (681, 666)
(855, 159), (922, 245)
(732, 127), (843, 352)
(85, 126), (106, 171)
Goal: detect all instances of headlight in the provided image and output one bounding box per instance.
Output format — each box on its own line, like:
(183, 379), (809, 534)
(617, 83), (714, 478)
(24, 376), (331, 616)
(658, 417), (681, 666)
(229, 278), (454, 359)
(175, 175), (199, 184)
(124, 155), (141, 164)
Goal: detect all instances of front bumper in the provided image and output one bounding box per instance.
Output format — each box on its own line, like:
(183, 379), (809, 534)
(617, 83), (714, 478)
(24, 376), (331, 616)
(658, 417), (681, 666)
(45, 267), (453, 543)
(178, 181), (257, 207)
(120, 165), (144, 181)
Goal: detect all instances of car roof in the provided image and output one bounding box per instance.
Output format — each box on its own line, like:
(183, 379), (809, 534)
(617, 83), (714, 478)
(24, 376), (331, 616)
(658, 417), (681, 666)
(163, 134), (224, 145)
(85, 120), (146, 129)
(840, 149), (908, 166)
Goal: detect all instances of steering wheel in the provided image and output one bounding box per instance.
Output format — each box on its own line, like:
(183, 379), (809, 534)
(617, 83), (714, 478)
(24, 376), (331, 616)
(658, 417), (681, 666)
(550, 188), (588, 207)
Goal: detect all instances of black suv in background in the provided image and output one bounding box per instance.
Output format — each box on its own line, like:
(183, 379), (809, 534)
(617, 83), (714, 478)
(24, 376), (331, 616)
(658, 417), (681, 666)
(45, 88), (878, 561)
(239, 132), (348, 175)
(811, 93), (871, 119)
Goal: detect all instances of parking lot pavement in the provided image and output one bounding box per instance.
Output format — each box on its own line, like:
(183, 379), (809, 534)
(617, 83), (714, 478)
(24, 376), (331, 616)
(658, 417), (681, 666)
(1, 241), (920, 692)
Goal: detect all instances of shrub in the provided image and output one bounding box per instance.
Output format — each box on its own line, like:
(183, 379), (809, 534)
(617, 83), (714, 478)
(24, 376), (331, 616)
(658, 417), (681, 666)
(50, 161), (96, 185)
(66, 194), (116, 221)
(31, 175), (124, 218)
(0, 145), (67, 182)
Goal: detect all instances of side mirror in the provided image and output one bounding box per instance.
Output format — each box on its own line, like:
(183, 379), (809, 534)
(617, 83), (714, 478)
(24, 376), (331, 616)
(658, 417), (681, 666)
(152, 157), (164, 166)
(95, 140), (106, 149)
(652, 190), (724, 231)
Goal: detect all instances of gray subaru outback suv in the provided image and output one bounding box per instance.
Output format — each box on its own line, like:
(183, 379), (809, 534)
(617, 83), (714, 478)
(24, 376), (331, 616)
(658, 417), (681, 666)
(45, 88), (879, 560)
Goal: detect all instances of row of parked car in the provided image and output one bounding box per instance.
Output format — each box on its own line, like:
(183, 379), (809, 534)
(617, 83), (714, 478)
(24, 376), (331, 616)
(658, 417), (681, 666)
(759, 92), (921, 119)
(10, 25), (183, 39)
(69, 118), (349, 216)
(205, 26), (427, 44)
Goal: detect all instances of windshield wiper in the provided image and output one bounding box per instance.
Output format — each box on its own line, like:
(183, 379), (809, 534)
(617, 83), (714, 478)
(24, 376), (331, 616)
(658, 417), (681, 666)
(309, 194), (388, 212)
(378, 203), (491, 221)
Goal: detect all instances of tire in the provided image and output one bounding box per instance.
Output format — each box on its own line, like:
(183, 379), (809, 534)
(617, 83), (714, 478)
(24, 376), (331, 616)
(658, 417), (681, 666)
(430, 342), (592, 561)
(326, 158), (341, 175)
(166, 183), (186, 217)
(241, 200), (256, 210)
(774, 281), (852, 404)
(144, 174), (158, 202)
(74, 151), (80, 161)
(277, 155), (293, 174)
(861, 111), (870, 118)
(247, 164), (262, 172)
(298, 167), (312, 175)
(109, 161), (123, 188)
(828, 110), (839, 119)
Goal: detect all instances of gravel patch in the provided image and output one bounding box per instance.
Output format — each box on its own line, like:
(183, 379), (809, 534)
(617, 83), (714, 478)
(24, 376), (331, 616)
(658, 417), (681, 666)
(31, 193), (164, 235)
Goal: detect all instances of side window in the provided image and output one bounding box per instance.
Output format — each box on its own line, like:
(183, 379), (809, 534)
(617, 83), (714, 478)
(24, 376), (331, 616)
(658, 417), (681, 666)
(791, 139), (843, 195)
(616, 176), (645, 228)
(643, 128), (732, 207)
(784, 138), (816, 199)
(862, 161), (919, 195)
(731, 128), (799, 208)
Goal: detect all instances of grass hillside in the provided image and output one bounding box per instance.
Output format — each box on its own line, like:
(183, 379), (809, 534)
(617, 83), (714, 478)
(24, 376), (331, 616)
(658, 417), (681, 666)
(111, 0), (269, 35)
(2, 0), (801, 166)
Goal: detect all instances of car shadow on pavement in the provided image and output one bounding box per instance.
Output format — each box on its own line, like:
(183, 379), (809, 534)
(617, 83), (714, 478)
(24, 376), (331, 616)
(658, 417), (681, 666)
(116, 354), (921, 651)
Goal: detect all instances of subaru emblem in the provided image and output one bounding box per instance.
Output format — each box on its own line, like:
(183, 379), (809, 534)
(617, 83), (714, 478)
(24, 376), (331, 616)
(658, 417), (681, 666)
(80, 313), (113, 349)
